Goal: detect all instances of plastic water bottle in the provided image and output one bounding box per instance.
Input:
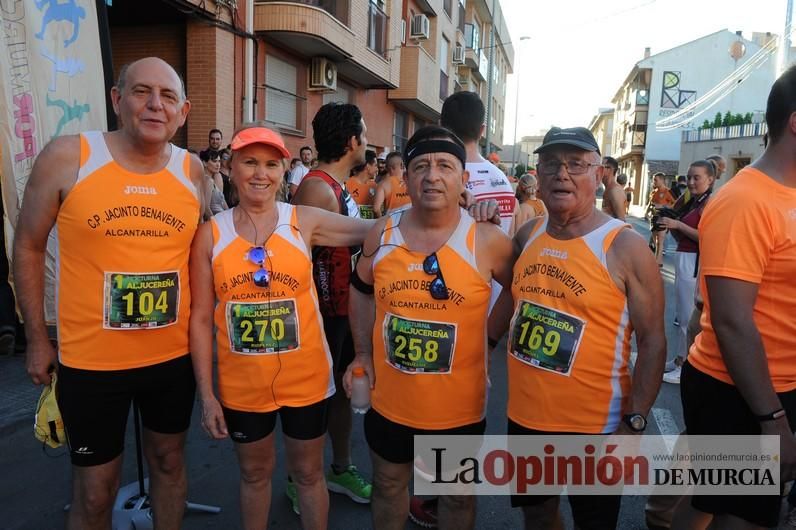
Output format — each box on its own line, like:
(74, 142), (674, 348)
(350, 367), (371, 414)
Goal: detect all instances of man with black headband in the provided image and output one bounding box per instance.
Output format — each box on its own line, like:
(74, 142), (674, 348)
(343, 125), (514, 530)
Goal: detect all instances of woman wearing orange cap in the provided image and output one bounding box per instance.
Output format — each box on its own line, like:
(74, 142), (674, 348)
(189, 123), (374, 529)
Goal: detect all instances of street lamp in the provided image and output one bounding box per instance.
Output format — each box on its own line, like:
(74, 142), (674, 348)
(510, 36), (531, 178)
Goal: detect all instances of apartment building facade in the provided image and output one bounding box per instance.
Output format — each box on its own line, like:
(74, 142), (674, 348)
(607, 30), (774, 209)
(103, 0), (512, 157)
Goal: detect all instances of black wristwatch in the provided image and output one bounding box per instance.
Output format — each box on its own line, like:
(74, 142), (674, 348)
(622, 413), (647, 432)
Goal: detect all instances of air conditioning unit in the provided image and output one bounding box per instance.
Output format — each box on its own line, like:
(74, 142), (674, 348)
(309, 57), (337, 91)
(410, 14), (430, 40)
(452, 45), (465, 64)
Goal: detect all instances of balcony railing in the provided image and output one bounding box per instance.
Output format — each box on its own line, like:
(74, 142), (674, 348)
(259, 0), (349, 25)
(683, 122), (768, 142)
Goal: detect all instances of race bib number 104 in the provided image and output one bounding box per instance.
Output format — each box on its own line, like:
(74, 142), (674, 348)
(103, 271), (179, 330)
(509, 300), (586, 376)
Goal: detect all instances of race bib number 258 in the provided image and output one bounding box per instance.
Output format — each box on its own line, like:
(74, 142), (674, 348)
(383, 314), (456, 374)
(103, 271), (179, 330)
(509, 300), (586, 376)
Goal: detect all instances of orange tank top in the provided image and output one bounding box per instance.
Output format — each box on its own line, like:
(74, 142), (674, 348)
(345, 178), (377, 219)
(384, 175), (412, 213)
(211, 204), (334, 412)
(371, 209), (491, 429)
(524, 198), (547, 218)
(507, 217), (632, 433)
(56, 131), (199, 370)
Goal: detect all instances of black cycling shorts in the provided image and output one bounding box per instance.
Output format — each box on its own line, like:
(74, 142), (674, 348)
(365, 408), (486, 465)
(507, 419), (622, 530)
(223, 398), (330, 443)
(57, 355), (196, 467)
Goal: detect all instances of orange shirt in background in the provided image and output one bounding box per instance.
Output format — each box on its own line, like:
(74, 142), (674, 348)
(383, 175), (412, 213)
(689, 167), (796, 392)
(649, 187), (675, 207)
(524, 198), (547, 218)
(346, 177), (377, 219)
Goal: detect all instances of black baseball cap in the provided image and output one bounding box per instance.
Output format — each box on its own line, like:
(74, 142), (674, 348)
(534, 127), (601, 155)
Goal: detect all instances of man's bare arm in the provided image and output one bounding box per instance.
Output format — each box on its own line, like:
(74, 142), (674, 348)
(342, 222), (384, 395)
(707, 277), (784, 418)
(611, 229), (666, 416)
(291, 177), (339, 213)
(372, 180), (389, 218)
(13, 136), (80, 384)
(707, 276), (796, 478)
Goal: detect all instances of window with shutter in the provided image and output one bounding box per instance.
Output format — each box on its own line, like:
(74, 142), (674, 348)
(265, 55), (298, 130)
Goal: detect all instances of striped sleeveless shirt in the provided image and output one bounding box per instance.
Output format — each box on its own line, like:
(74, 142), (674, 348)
(508, 217), (632, 433)
(211, 204), (335, 412)
(371, 209), (491, 429)
(56, 131), (199, 370)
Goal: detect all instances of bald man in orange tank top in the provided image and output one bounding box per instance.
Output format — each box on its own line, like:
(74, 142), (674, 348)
(489, 127), (666, 530)
(14, 57), (207, 530)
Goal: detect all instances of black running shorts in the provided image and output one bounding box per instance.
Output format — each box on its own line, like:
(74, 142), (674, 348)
(365, 408), (486, 465)
(507, 419), (622, 530)
(57, 355), (195, 467)
(223, 398), (330, 443)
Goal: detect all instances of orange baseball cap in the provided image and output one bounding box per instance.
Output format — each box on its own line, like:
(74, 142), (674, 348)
(230, 127), (291, 158)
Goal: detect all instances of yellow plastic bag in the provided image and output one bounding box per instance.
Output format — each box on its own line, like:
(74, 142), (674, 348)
(34, 372), (65, 448)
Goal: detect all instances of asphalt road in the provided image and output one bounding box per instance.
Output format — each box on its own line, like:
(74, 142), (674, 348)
(0, 217), (694, 530)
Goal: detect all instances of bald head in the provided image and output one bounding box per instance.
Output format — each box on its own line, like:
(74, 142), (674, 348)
(116, 57), (186, 100)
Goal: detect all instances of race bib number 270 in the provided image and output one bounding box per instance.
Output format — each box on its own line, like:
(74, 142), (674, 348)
(509, 300), (586, 376)
(226, 299), (300, 354)
(103, 271), (179, 329)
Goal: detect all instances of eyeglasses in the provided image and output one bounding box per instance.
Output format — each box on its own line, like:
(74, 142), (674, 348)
(423, 252), (449, 300)
(537, 160), (600, 177)
(246, 247), (270, 287)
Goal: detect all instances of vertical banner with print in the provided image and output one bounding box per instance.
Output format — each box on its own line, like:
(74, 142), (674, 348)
(0, 0), (108, 323)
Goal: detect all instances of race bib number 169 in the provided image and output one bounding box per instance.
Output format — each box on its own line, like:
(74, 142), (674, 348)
(509, 300), (586, 376)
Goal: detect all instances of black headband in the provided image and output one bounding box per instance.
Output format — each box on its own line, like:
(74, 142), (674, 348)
(404, 140), (466, 169)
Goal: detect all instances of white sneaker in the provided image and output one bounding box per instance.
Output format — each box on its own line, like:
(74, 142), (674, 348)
(664, 359), (680, 373)
(663, 365), (681, 384)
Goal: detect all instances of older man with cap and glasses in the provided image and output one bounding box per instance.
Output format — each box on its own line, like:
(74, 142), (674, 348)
(488, 126), (666, 530)
(343, 125), (514, 530)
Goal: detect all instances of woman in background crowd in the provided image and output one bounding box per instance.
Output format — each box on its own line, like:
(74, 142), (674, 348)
(657, 160), (716, 384)
(512, 173), (546, 234)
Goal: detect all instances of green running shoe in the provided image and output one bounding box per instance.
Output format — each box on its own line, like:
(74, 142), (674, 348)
(326, 465), (372, 503)
(285, 478), (300, 515)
